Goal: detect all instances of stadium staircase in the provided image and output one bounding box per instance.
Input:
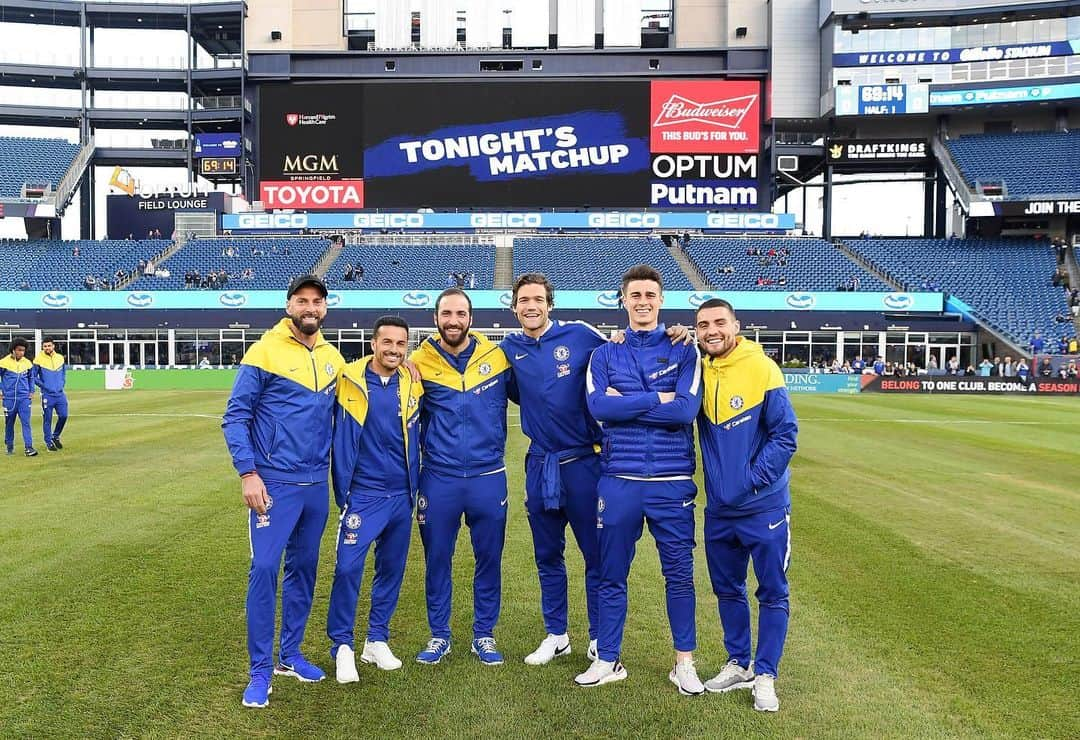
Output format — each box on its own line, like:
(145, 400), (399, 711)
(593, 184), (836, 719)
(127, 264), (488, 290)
(666, 239), (709, 291)
(313, 240), (344, 279)
(114, 239), (184, 290)
(834, 240), (904, 291)
(1065, 244), (1080, 338)
(52, 138), (95, 215)
(493, 234), (514, 290)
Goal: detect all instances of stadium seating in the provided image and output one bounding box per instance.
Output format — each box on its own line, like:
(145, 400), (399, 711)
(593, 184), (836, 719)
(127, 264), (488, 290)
(132, 238), (329, 291)
(845, 238), (1073, 345)
(512, 237), (693, 290)
(326, 244), (496, 289)
(944, 131), (1080, 198)
(0, 239), (170, 291)
(683, 237), (890, 292)
(0, 137), (81, 198)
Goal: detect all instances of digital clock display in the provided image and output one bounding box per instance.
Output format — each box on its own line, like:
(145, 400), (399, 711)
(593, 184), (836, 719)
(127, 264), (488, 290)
(200, 157), (237, 175)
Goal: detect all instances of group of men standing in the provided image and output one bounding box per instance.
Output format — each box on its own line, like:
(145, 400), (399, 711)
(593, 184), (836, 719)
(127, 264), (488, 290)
(1, 337), (70, 456)
(223, 265), (798, 714)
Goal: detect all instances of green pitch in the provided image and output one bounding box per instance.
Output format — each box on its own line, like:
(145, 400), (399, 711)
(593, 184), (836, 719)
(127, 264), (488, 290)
(1, 391), (1077, 738)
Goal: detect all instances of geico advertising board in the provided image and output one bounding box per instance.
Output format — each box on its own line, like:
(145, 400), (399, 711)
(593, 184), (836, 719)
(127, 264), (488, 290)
(257, 80), (763, 209)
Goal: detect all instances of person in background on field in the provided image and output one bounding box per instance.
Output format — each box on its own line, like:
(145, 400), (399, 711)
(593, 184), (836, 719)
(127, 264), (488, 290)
(1016, 357), (1030, 382)
(327, 316), (423, 682)
(222, 274), (345, 709)
(694, 298), (797, 712)
(1, 338), (37, 457)
(33, 339), (68, 451)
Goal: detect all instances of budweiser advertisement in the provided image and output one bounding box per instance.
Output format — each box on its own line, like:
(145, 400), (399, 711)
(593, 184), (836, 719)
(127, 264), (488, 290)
(260, 180), (364, 209)
(650, 80), (761, 154)
(258, 80), (766, 208)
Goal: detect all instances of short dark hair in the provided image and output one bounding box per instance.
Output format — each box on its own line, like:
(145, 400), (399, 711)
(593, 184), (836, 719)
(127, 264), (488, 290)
(695, 297), (736, 319)
(41, 337), (56, 345)
(435, 287), (472, 315)
(9, 337), (29, 353)
(512, 272), (554, 306)
(372, 315), (409, 339)
(620, 264), (663, 295)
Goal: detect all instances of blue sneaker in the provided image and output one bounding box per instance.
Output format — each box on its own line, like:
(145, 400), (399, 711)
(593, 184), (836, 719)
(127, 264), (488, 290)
(241, 673), (272, 708)
(471, 637), (504, 666)
(416, 637), (452, 664)
(274, 654), (325, 682)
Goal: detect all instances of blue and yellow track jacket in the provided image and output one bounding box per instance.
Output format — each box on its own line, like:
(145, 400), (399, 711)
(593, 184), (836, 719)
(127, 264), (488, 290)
(0, 354), (35, 407)
(331, 357), (423, 510)
(222, 318), (345, 484)
(698, 337), (798, 517)
(410, 332), (510, 478)
(33, 352), (66, 396)
(586, 324), (702, 479)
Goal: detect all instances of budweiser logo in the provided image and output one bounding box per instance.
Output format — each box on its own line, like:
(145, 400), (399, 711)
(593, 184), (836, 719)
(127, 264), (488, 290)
(285, 113), (299, 126)
(653, 94), (757, 129)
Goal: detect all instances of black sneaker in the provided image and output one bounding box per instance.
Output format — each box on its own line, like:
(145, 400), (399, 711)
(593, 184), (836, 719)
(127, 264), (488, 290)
(5, 448), (12, 456)
(53, 438), (63, 449)
(46, 442), (57, 452)
(25, 447), (39, 457)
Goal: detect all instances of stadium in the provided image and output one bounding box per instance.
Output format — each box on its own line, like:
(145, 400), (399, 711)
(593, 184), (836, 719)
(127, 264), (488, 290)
(0, 0), (1076, 736)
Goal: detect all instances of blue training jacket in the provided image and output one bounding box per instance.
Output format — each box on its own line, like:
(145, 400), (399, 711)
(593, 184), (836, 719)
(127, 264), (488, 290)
(0, 353), (35, 407)
(502, 320), (606, 508)
(586, 324), (702, 479)
(698, 337), (798, 517)
(410, 332), (510, 478)
(331, 357), (424, 510)
(222, 318), (346, 484)
(33, 352), (67, 396)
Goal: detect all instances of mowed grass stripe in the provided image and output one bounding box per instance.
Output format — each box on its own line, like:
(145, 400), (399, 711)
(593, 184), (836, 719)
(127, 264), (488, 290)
(0, 391), (1076, 737)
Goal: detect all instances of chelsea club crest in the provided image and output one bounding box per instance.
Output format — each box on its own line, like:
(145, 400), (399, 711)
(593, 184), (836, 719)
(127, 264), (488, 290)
(553, 345), (570, 362)
(730, 395), (744, 410)
(345, 513), (362, 530)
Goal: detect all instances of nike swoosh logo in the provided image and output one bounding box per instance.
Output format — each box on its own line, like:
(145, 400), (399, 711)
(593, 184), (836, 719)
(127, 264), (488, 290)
(768, 519), (786, 530)
(288, 367), (300, 372)
(554, 642), (571, 655)
(515, 353), (528, 360)
(500, 497), (508, 506)
(682, 500), (694, 508)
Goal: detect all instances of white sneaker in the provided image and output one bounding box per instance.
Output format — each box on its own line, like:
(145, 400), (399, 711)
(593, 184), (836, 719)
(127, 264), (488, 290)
(704, 659), (755, 693)
(669, 658), (705, 696)
(586, 639), (598, 662)
(335, 645), (359, 684)
(574, 659), (627, 687)
(753, 674), (780, 712)
(524, 633), (571, 666)
(361, 640), (403, 671)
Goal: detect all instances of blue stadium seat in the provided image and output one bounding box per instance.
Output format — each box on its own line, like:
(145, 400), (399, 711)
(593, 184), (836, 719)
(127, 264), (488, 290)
(326, 244), (496, 290)
(512, 237), (693, 290)
(845, 237), (1073, 346)
(945, 131), (1080, 198)
(682, 237), (890, 292)
(0, 239), (171, 290)
(0, 136), (81, 198)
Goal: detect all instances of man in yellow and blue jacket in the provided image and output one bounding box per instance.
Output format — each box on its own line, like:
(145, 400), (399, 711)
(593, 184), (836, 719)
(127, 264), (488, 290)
(410, 288), (512, 666)
(694, 298), (798, 713)
(222, 275), (345, 708)
(33, 338), (68, 451)
(1, 338), (37, 456)
(326, 316), (423, 682)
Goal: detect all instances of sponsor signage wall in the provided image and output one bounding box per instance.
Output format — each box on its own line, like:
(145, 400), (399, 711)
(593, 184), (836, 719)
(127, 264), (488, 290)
(833, 40), (1080, 67)
(827, 138), (928, 164)
(929, 82), (1080, 107)
(194, 133), (241, 157)
(10, 290), (942, 312)
(783, 372), (862, 394)
(861, 374), (1080, 395)
(992, 199), (1080, 217)
(221, 210), (795, 231)
(257, 80), (764, 209)
(107, 191), (227, 240)
(835, 84), (929, 116)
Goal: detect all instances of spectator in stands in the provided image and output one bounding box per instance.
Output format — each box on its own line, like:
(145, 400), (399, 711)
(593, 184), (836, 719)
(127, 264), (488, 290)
(1003, 356), (1015, 377)
(1058, 336), (1070, 354)
(1030, 331), (1045, 355)
(144, 260), (154, 277)
(872, 356), (885, 375)
(851, 355), (866, 373)
(17, 280), (30, 291)
(83, 275), (95, 289)
(840, 361), (852, 373)
(778, 277), (787, 287)
(1066, 361), (1078, 379)
(1016, 357), (1030, 382)
(469, 272), (476, 289)
(991, 356), (1003, 376)
(355, 264), (364, 283)
(251, 245), (265, 257)
(1069, 336), (1079, 354)
(344, 264), (355, 282)
(979, 358), (993, 377)
(927, 355), (939, 372)
(1039, 358), (1053, 378)
(946, 355), (960, 375)
(72, 245), (80, 257)
(1053, 239), (1067, 265)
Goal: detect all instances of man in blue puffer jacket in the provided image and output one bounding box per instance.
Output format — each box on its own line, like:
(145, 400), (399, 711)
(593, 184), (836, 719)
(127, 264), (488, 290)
(578, 265), (704, 695)
(694, 298), (797, 713)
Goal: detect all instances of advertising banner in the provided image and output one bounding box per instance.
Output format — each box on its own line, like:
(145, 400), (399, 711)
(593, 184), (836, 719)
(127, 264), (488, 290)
(221, 210), (795, 231)
(257, 80), (764, 209)
(991, 199), (1080, 217)
(194, 133), (241, 157)
(860, 374), (1080, 395)
(833, 40), (1080, 67)
(107, 191), (227, 240)
(929, 82), (1080, 107)
(783, 372), (862, 394)
(6, 289), (942, 313)
(826, 139), (928, 164)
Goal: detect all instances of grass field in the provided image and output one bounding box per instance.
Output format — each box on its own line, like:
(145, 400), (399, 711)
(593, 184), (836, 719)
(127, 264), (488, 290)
(1, 390), (1077, 738)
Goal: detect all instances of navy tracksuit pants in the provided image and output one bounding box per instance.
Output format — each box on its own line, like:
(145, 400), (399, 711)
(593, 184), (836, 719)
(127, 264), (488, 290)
(41, 392), (68, 446)
(4, 397), (32, 450)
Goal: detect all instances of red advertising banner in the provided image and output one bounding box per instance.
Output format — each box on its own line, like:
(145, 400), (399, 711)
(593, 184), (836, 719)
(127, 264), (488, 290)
(650, 80), (761, 154)
(260, 180), (364, 209)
